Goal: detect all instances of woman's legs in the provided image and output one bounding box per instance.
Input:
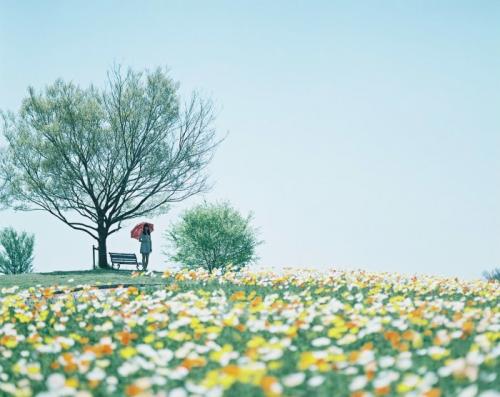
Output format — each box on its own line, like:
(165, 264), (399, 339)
(142, 254), (146, 269)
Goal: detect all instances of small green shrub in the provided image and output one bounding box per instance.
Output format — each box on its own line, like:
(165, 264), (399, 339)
(166, 201), (261, 273)
(483, 268), (500, 281)
(0, 227), (35, 274)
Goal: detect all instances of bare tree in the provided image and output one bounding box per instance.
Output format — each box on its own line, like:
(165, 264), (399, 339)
(0, 66), (220, 268)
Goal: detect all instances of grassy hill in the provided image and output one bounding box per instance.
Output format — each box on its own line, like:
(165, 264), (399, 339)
(0, 269), (168, 289)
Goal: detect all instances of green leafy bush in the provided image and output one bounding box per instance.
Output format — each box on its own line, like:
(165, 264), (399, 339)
(483, 268), (500, 281)
(0, 227), (35, 274)
(166, 202), (260, 273)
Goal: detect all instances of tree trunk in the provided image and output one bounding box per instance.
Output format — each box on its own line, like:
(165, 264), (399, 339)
(97, 230), (109, 269)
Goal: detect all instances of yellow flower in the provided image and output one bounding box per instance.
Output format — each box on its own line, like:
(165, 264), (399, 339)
(298, 352), (316, 370)
(143, 334), (155, 344)
(396, 383), (413, 393)
(26, 363), (40, 376)
(65, 378), (79, 388)
(328, 326), (347, 339)
(268, 361), (283, 370)
(247, 336), (267, 349)
(120, 346), (137, 359)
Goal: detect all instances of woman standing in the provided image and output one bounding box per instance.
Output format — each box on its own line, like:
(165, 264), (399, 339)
(139, 224), (152, 269)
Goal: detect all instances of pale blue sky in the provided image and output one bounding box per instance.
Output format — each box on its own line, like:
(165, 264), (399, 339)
(1, 1), (499, 279)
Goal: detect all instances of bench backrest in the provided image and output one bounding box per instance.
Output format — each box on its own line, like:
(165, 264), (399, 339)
(109, 252), (138, 264)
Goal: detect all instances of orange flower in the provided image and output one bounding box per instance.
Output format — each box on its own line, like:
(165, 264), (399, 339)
(261, 376), (280, 396)
(223, 365), (241, 377)
(424, 389), (441, 397)
(87, 343), (113, 357)
(230, 291), (245, 301)
(88, 380), (100, 389)
(125, 384), (143, 396)
(115, 331), (138, 345)
(63, 363), (78, 373)
(463, 321), (474, 334)
(181, 357), (206, 370)
(375, 386), (391, 396)
(384, 330), (400, 348)
(362, 342), (374, 351)
(349, 351), (360, 363)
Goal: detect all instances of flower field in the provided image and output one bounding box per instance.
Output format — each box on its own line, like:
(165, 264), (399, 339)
(0, 268), (498, 397)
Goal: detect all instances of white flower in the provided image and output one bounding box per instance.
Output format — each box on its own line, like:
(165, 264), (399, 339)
(75, 392), (92, 397)
(328, 298), (344, 312)
(168, 388), (187, 397)
(396, 357), (413, 370)
(261, 348), (283, 361)
(54, 324), (66, 332)
(438, 366), (452, 377)
(152, 376), (167, 386)
(118, 361), (139, 377)
(401, 374), (420, 388)
(156, 349), (174, 364)
(185, 381), (206, 394)
(422, 372), (438, 387)
(106, 376), (118, 385)
(458, 385), (478, 397)
(95, 359), (110, 368)
(373, 371), (399, 389)
(283, 373), (305, 387)
(169, 366), (189, 380)
(0, 384), (17, 394)
(267, 381), (283, 395)
(308, 375), (325, 387)
(337, 334), (357, 345)
(358, 350), (375, 366)
(47, 373), (65, 390)
(466, 351), (484, 366)
(135, 377), (152, 389)
(87, 367), (106, 381)
(349, 375), (368, 391)
(379, 356), (395, 368)
(311, 337), (330, 347)
(479, 391), (500, 397)
(205, 387), (224, 397)
(137, 344), (157, 358)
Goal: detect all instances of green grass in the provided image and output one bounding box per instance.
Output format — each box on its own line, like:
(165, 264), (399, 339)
(0, 269), (168, 289)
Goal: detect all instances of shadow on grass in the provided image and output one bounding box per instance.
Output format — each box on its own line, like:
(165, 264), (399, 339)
(38, 269), (132, 276)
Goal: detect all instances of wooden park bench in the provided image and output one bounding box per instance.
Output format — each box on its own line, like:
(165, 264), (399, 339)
(109, 252), (146, 271)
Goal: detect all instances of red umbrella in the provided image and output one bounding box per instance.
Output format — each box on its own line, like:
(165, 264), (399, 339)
(131, 222), (154, 240)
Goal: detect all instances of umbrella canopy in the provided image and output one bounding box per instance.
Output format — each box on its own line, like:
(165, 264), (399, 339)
(131, 222), (154, 240)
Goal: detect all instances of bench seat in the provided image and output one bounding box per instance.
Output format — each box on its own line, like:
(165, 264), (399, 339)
(109, 252), (146, 271)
